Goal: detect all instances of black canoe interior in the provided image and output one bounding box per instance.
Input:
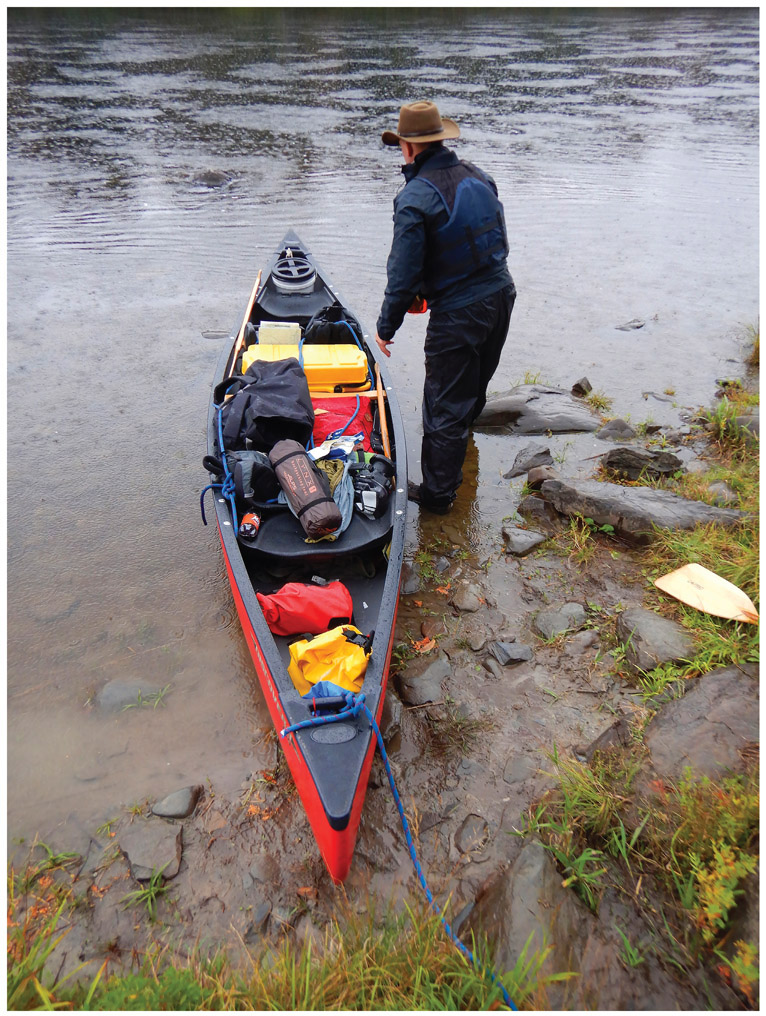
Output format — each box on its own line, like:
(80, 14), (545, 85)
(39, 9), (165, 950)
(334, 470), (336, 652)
(212, 234), (400, 665)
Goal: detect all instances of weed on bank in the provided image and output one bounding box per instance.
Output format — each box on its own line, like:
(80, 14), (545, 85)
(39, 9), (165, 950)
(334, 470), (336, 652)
(7, 850), (562, 1011)
(515, 371), (760, 1007)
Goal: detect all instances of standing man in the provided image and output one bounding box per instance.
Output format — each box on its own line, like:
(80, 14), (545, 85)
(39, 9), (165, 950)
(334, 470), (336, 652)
(376, 100), (516, 515)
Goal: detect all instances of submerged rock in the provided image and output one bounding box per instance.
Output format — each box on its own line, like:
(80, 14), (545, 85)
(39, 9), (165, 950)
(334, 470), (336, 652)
(539, 477), (746, 540)
(475, 384), (600, 434)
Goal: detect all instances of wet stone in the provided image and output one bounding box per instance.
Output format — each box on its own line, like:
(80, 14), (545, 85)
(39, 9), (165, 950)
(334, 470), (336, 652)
(503, 753), (539, 785)
(533, 602), (587, 639)
(503, 442), (554, 479)
(501, 526), (547, 557)
(400, 562), (421, 595)
(395, 652), (450, 706)
(600, 446), (684, 480)
(243, 901), (272, 943)
(152, 785), (203, 820)
(644, 664), (758, 781)
(118, 819), (183, 881)
(616, 606), (694, 673)
(421, 617), (449, 639)
(597, 418), (637, 441)
(455, 814), (491, 856)
(449, 581), (484, 613)
(564, 630), (600, 656)
(707, 480), (738, 505)
(487, 640), (534, 666)
(476, 383), (600, 434)
(482, 658), (504, 680)
(571, 377), (592, 396)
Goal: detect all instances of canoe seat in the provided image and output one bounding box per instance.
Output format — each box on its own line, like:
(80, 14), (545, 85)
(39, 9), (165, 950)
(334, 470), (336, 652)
(239, 507), (392, 562)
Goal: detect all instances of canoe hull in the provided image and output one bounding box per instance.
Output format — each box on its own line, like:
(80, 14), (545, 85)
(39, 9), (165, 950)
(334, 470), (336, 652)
(206, 231), (407, 882)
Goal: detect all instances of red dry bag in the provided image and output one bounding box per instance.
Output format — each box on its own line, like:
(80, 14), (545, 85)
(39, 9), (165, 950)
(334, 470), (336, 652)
(256, 581), (353, 636)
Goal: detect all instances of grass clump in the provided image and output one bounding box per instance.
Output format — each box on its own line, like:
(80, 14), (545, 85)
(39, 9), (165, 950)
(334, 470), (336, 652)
(7, 874), (564, 1011)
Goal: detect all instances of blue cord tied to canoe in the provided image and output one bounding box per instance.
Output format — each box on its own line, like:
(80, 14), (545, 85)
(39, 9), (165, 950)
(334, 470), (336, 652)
(200, 400), (239, 533)
(280, 692), (517, 1011)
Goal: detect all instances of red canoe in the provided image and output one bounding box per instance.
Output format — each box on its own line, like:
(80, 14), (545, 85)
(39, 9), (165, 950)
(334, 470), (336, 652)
(204, 231), (407, 882)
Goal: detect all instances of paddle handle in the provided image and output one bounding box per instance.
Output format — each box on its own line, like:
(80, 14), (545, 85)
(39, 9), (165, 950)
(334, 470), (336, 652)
(227, 269), (262, 379)
(375, 363), (392, 460)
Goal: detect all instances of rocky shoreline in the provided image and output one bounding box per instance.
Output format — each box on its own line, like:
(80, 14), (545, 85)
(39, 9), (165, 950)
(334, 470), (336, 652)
(12, 378), (759, 1009)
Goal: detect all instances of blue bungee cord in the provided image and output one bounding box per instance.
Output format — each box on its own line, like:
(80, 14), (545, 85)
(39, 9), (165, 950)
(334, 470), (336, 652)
(280, 692), (517, 1011)
(200, 397), (239, 532)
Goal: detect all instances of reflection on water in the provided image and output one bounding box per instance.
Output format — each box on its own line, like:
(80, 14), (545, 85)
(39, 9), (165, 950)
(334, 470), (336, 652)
(7, 8), (758, 843)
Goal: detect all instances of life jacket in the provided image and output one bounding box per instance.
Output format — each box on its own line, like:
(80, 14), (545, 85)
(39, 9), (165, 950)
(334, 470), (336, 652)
(417, 159), (509, 298)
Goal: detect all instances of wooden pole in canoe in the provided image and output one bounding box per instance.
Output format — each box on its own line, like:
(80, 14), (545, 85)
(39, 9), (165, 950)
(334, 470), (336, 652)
(374, 363), (392, 460)
(227, 270), (262, 379)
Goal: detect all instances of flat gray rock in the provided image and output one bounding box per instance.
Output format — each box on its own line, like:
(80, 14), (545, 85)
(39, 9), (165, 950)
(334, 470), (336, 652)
(449, 581), (485, 613)
(533, 602), (587, 639)
(487, 640), (534, 665)
(600, 446), (683, 480)
(501, 525), (547, 556)
(476, 384), (600, 434)
(119, 819), (183, 881)
(395, 652), (451, 706)
(540, 477), (745, 540)
(645, 664), (758, 781)
(616, 606), (695, 672)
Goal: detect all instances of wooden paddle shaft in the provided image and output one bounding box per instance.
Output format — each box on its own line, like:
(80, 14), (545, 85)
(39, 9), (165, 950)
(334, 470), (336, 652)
(227, 269), (262, 379)
(374, 364), (392, 459)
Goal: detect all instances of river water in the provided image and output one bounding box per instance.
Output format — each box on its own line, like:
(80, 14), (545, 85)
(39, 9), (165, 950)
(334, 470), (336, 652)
(7, 8), (759, 849)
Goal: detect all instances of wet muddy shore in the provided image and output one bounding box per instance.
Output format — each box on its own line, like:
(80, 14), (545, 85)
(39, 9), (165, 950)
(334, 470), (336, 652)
(11, 363), (759, 1010)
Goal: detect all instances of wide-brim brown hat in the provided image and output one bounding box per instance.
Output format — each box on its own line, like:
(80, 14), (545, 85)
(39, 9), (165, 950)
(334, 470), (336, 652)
(381, 101), (460, 147)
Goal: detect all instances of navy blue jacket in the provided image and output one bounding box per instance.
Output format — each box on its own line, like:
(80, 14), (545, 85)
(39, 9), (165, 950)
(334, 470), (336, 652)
(376, 146), (513, 342)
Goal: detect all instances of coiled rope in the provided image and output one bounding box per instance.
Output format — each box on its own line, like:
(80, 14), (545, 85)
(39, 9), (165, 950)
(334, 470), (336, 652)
(280, 692), (517, 1011)
(200, 399), (239, 532)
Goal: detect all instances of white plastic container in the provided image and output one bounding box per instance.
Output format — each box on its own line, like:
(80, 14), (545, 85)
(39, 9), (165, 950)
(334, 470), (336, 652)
(257, 321), (302, 345)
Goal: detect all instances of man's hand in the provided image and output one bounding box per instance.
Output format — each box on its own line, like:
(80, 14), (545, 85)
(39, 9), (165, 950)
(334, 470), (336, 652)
(375, 333), (393, 358)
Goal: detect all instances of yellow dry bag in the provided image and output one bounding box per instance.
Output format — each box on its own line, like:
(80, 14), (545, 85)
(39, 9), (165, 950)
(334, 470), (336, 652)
(288, 625), (372, 698)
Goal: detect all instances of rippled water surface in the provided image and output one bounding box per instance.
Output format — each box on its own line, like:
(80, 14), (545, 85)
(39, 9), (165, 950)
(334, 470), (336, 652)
(7, 8), (759, 843)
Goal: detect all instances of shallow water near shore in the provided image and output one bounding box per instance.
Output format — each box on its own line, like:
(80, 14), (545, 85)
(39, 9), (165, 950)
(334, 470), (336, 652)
(7, 4), (758, 910)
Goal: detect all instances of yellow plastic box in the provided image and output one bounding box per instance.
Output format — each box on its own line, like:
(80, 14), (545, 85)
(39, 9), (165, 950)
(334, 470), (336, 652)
(242, 344), (370, 389)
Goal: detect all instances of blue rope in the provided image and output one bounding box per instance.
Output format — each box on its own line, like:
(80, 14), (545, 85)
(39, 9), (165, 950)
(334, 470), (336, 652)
(280, 692), (517, 1010)
(200, 401), (239, 532)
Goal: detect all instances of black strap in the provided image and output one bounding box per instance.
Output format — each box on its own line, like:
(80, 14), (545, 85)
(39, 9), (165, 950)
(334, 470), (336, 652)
(296, 495), (335, 519)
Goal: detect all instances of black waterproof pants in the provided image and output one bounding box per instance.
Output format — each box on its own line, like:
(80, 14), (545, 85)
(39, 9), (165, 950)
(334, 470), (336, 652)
(421, 284), (516, 508)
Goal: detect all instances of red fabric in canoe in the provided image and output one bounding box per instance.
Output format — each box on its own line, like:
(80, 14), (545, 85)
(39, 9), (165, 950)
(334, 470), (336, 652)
(312, 397), (374, 451)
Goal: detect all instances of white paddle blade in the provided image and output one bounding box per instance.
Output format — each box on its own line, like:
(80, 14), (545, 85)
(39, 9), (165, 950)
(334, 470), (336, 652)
(654, 562), (759, 624)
